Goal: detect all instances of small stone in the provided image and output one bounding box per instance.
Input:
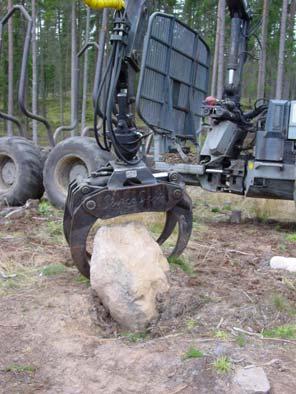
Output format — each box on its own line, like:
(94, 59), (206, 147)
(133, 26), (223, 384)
(234, 367), (271, 394)
(270, 256), (296, 273)
(90, 222), (170, 331)
(230, 210), (242, 224)
(25, 199), (40, 209)
(213, 343), (229, 357)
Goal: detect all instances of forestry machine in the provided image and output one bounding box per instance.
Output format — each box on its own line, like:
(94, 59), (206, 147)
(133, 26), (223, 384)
(64, 0), (296, 278)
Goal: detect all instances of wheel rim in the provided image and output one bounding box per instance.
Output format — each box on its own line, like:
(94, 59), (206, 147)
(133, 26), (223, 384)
(54, 155), (88, 196)
(0, 154), (17, 192)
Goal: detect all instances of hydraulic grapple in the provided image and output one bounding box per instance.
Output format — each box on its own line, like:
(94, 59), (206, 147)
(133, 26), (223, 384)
(64, 0), (210, 277)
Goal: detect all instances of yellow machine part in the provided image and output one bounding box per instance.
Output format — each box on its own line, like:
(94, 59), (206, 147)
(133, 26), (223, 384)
(83, 0), (125, 10)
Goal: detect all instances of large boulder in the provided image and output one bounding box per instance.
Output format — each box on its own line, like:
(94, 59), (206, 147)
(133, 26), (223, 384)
(90, 222), (170, 330)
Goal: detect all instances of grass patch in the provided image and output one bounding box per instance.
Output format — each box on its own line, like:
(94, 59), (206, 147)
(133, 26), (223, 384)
(38, 201), (53, 216)
(75, 274), (90, 285)
(235, 334), (246, 348)
(214, 330), (228, 340)
(183, 347), (204, 359)
(211, 207), (221, 213)
(272, 294), (289, 312)
(149, 221), (165, 235)
(43, 220), (65, 244)
(263, 324), (296, 340)
(168, 255), (195, 276)
(122, 332), (148, 343)
(212, 356), (232, 374)
(285, 233), (296, 243)
(47, 221), (63, 237)
(186, 319), (198, 330)
(41, 264), (66, 277)
(0, 260), (39, 296)
(271, 294), (296, 316)
(5, 364), (36, 373)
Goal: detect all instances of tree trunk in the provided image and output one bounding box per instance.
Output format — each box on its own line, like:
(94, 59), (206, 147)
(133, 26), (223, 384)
(217, 0), (226, 99)
(7, 0), (14, 136)
(71, 2), (78, 136)
(257, 0), (269, 100)
(81, 8), (91, 133)
(211, 2), (220, 97)
(94, 9), (109, 109)
(32, 0), (38, 144)
(276, 0), (288, 99)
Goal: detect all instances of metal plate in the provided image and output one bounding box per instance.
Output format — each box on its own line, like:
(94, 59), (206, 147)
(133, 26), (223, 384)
(136, 12), (210, 140)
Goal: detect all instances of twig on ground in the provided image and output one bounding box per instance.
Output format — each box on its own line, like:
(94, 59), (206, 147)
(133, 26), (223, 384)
(0, 324), (23, 328)
(242, 290), (254, 303)
(0, 271), (17, 279)
(226, 249), (254, 256)
(4, 207), (25, 218)
(232, 327), (296, 345)
(171, 385), (189, 394)
(216, 317), (224, 329)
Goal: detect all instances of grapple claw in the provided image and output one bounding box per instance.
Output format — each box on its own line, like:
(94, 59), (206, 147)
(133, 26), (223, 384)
(157, 192), (192, 258)
(63, 163), (193, 278)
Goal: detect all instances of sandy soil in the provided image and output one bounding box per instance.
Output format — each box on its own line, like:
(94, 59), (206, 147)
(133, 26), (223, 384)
(0, 192), (295, 393)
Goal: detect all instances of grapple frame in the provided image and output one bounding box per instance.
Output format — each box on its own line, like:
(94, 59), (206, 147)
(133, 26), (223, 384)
(64, 162), (192, 278)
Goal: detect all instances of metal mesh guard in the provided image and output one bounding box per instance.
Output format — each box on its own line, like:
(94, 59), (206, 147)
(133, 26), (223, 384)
(136, 12), (210, 140)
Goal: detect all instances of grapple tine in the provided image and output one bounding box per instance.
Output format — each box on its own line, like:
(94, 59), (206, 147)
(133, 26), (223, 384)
(169, 194), (193, 257)
(157, 211), (178, 246)
(157, 191), (193, 257)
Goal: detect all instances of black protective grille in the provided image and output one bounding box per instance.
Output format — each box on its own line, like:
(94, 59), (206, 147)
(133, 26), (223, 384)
(136, 12), (210, 141)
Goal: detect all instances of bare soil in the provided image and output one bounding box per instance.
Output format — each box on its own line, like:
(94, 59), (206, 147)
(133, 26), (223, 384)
(0, 192), (296, 394)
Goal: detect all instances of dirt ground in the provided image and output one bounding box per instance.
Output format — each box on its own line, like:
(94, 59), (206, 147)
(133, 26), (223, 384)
(0, 190), (296, 394)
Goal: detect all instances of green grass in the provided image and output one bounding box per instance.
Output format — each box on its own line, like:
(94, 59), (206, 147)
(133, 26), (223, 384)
(183, 347), (204, 359)
(285, 233), (296, 243)
(211, 207), (221, 213)
(263, 324), (296, 340)
(47, 221), (63, 237)
(272, 294), (289, 312)
(38, 200), (53, 216)
(75, 274), (90, 285)
(45, 221), (65, 244)
(168, 256), (195, 276)
(212, 356), (232, 374)
(235, 334), (246, 348)
(0, 261), (39, 296)
(149, 221), (166, 235)
(186, 319), (198, 330)
(214, 330), (228, 340)
(5, 364), (36, 373)
(122, 332), (148, 343)
(271, 294), (296, 316)
(41, 264), (66, 277)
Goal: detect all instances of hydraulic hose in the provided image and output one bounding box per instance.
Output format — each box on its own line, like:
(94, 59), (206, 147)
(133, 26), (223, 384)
(83, 0), (125, 10)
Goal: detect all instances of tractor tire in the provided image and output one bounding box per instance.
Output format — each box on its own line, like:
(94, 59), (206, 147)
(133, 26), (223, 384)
(0, 136), (44, 206)
(43, 136), (111, 209)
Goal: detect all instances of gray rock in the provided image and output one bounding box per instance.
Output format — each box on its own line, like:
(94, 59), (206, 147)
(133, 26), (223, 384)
(230, 210), (242, 224)
(234, 367), (271, 394)
(90, 222), (170, 330)
(270, 256), (296, 273)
